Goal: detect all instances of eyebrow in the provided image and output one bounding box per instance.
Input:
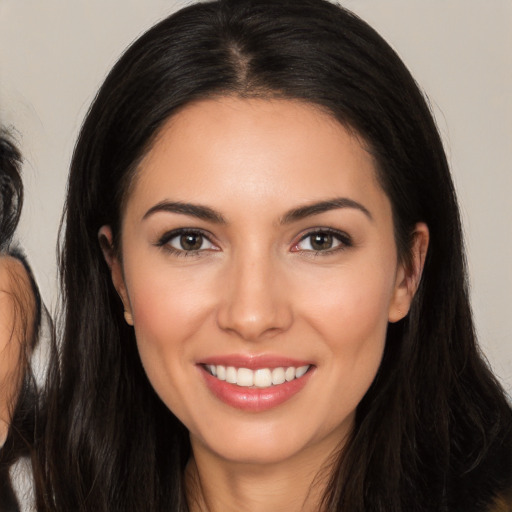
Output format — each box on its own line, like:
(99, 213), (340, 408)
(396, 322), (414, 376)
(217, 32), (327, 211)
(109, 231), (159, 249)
(143, 201), (227, 224)
(142, 197), (372, 225)
(280, 198), (373, 224)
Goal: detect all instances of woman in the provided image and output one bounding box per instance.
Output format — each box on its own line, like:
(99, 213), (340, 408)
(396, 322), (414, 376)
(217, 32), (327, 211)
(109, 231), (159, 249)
(0, 132), (43, 511)
(38, 0), (511, 510)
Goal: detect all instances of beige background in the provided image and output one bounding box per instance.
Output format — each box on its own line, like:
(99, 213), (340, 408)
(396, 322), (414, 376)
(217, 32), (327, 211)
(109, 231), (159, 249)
(0, 0), (510, 391)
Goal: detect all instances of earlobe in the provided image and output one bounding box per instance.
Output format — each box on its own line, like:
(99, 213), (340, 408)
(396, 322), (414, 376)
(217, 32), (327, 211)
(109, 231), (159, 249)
(388, 222), (429, 323)
(98, 225), (133, 325)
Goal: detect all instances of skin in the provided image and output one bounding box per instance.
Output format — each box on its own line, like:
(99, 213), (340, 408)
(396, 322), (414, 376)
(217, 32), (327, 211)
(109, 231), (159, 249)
(0, 255), (34, 444)
(101, 97), (428, 511)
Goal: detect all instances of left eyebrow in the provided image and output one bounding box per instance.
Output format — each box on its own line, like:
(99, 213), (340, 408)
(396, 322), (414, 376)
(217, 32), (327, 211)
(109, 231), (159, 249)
(280, 198), (373, 224)
(142, 201), (227, 224)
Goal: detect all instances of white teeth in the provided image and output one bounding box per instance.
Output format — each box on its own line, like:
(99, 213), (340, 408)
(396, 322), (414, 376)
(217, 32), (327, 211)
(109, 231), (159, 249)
(285, 367), (296, 382)
(206, 364), (311, 389)
(296, 365), (309, 378)
(254, 368), (272, 388)
(271, 367), (286, 385)
(237, 368), (254, 387)
(216, 365), (226, 381)
(226, 366), (237, 384)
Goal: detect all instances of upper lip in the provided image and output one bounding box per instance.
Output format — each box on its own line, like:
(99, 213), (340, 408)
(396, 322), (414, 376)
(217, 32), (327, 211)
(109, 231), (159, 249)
(199, 354), (313, 370)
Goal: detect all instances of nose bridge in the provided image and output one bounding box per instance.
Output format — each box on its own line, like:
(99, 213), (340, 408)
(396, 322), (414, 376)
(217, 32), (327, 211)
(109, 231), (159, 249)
(217, 243), (292, 340)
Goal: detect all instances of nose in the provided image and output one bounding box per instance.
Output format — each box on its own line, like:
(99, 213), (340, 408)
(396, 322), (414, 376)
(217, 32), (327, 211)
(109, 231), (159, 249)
(216, 250), (293, 341)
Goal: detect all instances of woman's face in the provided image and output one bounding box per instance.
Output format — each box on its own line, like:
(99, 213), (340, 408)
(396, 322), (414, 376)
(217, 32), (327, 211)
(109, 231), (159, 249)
(103, 97), (425, 467)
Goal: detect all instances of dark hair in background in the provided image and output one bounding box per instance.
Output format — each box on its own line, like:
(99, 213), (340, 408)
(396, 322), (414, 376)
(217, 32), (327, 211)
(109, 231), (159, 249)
(37, 0), (511, 510)
(0, 131), (23, 252)
(0, 132), (43, 511)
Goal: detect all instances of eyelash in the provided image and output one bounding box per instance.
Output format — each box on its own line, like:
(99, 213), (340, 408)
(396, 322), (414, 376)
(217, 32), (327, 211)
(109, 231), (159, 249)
(292, 228), (353, 256)
(155, 227), (353, 257)
(155, 228), (218, 257)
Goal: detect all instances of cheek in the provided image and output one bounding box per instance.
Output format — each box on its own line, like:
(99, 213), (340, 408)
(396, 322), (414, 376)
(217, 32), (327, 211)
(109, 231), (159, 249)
(297, 260), (395, 342)
(318, 280), (389, 380)
(129, 262), (213, 339)
(124, 264), (215, 397)
(292, 257), (395, 394)
(296, 270), (392, 425)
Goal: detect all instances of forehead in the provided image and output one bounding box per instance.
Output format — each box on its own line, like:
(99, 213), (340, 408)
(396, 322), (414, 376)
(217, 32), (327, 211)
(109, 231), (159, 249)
(126, 97), (388, 222)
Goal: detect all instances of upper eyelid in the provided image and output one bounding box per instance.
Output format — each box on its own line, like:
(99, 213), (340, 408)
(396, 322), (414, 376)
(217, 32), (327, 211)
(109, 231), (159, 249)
(295, 227), (351, 242)
(292, 228), (352, 252)
(156, 227), (217, 246)
(155, 226), (351, 249)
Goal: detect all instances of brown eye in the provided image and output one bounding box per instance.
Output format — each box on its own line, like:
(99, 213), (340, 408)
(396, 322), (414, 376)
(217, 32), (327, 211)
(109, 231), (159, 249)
(310, 233), (334, 251)
(161, 230), (216, 253)
(180, 233), (204, 251)
(293, 230), (350, 253)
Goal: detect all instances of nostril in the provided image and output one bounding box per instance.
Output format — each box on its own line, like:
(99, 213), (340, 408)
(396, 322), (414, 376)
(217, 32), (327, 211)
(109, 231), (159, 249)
(216, 302), (293, 341)
(215, 262), (293, 340)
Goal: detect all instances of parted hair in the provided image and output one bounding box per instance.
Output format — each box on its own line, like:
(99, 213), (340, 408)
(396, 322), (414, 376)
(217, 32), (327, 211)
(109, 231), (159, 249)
(37, 1), (511, 511)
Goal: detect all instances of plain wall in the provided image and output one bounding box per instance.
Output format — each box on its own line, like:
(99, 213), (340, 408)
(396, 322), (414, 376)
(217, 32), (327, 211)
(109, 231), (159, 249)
(0, 0), (510, 391)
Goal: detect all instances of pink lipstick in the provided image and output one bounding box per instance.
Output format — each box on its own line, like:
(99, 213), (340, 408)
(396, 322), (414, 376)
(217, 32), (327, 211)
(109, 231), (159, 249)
(198, 355), (314, 412)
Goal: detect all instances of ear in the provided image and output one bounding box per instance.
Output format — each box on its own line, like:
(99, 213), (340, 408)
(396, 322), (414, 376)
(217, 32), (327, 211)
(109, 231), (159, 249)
(388, 222), (429, 323)
(98, 225), (133, 325)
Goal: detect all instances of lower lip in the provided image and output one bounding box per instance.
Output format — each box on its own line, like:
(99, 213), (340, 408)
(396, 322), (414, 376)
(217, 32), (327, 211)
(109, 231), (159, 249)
(200, 366), (314, 412)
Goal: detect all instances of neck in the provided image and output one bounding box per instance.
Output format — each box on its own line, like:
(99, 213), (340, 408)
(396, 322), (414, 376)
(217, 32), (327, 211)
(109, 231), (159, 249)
(185, 439), (339, 512)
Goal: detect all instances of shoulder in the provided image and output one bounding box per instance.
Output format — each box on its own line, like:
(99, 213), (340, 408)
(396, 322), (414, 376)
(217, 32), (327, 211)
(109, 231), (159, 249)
(485, 487), (512, 512)
(467, 423), (512, 512)
(445, 401), (512, 512)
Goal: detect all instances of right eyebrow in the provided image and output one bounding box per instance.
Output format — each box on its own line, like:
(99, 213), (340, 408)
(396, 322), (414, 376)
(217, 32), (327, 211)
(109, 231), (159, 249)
(280, 197), (373, 224)
(142, 201), (227, 224)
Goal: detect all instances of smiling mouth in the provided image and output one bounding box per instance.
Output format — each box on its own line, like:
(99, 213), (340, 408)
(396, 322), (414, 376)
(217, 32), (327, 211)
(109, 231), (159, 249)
(203, 364), (311, 389)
